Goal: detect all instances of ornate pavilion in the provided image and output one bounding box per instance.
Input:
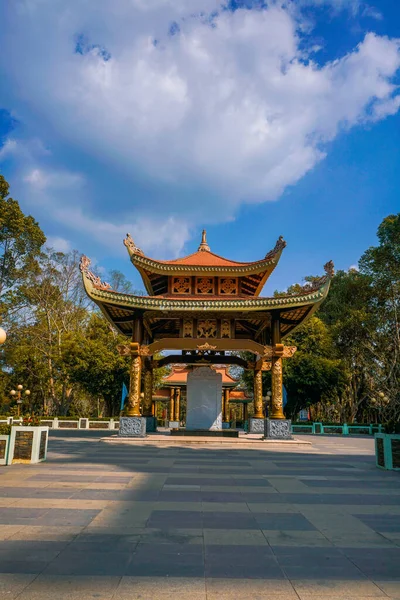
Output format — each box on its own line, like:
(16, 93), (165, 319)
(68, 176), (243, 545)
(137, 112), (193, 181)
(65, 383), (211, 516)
(80, 230), (333, 436)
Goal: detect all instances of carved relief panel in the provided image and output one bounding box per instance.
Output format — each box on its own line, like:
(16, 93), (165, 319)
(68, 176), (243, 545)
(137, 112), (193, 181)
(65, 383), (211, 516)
(220, 319), (231, 338)
(197, 319), (217, 338)
(172, 277), (191, 294)
(195, 277), (214, 295)
(182, 318), (194, 338)
(218, 278), (238, 295)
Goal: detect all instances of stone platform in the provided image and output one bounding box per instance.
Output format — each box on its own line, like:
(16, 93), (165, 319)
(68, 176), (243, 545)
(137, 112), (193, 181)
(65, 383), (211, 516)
(102, 432), (311, 446)
(170, 429), (239, 438)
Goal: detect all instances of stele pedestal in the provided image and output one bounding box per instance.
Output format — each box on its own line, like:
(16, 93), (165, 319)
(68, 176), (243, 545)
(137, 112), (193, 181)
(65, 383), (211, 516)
(248, 418), (266, 434)
(264, 419), (292, 440)
(119, 416), (146, 438)
(186, 367), (222, 430)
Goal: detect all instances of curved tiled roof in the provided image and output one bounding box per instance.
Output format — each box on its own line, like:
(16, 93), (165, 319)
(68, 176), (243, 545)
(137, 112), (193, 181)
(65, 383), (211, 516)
(124, 231), (287, 275)
(159, 249), (246, 267)
(162, 366), (237, 385)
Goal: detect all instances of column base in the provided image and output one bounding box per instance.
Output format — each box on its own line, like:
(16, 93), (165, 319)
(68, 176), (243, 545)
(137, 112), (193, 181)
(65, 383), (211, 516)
(222, 422), (230, 429)
(145, 416), (157, 433)
(169, 421), (180, 429)
(119, 417), (146, 438)
(248, 418), (266, 434)
(263, 419), (292, 440)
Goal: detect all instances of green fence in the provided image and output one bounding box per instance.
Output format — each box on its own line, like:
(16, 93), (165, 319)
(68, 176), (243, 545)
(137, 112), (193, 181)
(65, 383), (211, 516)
(291, 423), (385, 435)
(375, 434), (400, 470)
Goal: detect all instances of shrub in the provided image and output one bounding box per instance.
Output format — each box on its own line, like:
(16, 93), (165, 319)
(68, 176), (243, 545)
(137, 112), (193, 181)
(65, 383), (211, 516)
(0, 424), (11, 436)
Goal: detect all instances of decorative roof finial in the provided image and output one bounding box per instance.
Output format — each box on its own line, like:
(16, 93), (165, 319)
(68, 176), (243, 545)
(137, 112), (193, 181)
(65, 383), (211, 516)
(324, 260), (335, 278)
(123, 233), (144, 256)
(79, 255), (111, 291)
(198, 229), (210, 252)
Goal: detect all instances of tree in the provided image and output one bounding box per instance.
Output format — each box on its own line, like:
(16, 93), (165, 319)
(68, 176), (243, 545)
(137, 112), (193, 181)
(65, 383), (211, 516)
(62, 313), (130, 416)
(283, 316), (345, 419)
(359, 214), (400, 422)
(0, 174), (46, 315)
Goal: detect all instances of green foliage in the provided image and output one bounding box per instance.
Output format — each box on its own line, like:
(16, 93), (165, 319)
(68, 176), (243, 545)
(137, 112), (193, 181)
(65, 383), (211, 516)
(283, 316), (345, 418)
(0, 424), (11, 436)
(0, 174), (46, 309)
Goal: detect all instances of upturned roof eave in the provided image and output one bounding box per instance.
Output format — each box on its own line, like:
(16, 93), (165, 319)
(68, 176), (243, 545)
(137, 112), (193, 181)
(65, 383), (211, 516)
(82, 272), (331, 314)
(128, 249), (284, 278)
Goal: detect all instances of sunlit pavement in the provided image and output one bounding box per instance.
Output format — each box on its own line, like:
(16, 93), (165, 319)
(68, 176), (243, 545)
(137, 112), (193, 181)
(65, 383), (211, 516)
(0, 431), (399, 599)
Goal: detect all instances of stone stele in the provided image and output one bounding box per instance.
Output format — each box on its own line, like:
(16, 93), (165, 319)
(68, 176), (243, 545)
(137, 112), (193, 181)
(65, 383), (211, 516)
(119, 416), (146, 438)
(186, 366), (222, 430)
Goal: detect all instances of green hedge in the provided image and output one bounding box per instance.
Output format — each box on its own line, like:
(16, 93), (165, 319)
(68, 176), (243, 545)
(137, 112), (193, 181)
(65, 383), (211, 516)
(0, 424), (11, 436)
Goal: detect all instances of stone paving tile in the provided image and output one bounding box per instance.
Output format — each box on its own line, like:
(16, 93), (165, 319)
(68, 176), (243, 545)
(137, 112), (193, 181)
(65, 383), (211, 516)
(1, 432), (400, 597)
(265, 531), (333, 547)
(8, 526), (82, 541)
(291, 579), (388, 597)
(114, 576), (207, 600)
(0, 574), (37, 599)
(203, 529), (268, 545)
(44, 549), (132, 576)
(205, 578), (297, 599)
(354, 514), (400, 533)
(0, 508), (48, 524)
(254, 513), (316, 531)
(16, 575), (120, 600)
(35, 508), (101, 527)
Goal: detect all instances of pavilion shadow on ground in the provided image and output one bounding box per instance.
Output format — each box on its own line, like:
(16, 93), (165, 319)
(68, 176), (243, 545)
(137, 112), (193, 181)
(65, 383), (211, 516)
(0, 430), (399, 599)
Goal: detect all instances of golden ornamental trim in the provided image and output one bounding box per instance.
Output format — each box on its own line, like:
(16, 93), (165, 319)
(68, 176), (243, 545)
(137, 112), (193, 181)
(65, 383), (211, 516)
(197, 342), (217, 351)
(89, 284), (328, 312)
(117, 344), (131, 356)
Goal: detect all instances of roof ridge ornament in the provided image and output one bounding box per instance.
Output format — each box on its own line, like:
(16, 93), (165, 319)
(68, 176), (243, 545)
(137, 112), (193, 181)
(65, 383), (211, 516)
(124, 233), (144, 256)
(324, 260), (335, 277)
(265, 236), (286, 259)
(79, 255), (111, 291)
(198, 229), (211, 252)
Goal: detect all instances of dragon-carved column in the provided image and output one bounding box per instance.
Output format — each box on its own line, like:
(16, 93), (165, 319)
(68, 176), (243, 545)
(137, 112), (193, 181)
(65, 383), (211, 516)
(142, 358), (153, 417)
(253, 369), (264, 419)
(126, 343), (142, 417)
(169, 388), (175, 422)
(174, 387), (181, 422)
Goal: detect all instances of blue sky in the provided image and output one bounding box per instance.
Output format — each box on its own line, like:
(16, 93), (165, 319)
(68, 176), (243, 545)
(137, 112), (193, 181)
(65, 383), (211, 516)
(0, 0), (399, 294)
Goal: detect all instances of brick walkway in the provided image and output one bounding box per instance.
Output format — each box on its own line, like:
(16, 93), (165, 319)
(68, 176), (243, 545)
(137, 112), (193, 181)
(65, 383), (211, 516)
(0, 432), (399, 599)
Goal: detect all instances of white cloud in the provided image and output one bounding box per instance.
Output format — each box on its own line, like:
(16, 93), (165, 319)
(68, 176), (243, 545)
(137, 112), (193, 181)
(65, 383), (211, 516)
(52, 205), (191, 257)
(24, 168), (84, 190)
(46, 236), (72, 253)
(1, 0), (399, 250)
(20, 165), (191, 256)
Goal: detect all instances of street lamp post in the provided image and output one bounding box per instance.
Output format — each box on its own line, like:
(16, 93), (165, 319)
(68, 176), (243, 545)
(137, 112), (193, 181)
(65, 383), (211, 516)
(10, 384), (31, 417)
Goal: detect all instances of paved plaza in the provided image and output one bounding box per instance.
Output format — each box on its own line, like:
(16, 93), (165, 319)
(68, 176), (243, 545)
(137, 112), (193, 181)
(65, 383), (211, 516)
(0, 432), (399, 599)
